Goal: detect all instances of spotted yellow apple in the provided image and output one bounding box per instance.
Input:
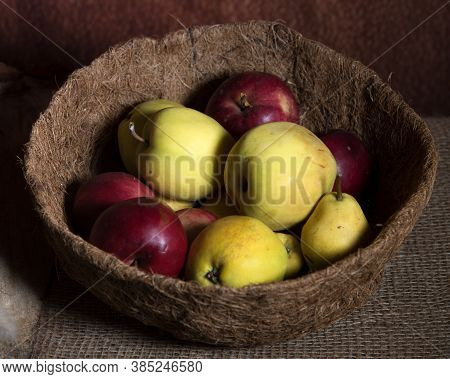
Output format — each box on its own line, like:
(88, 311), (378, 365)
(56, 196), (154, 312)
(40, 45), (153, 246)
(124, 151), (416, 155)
(118, 99), (183, 176)
(185, 216), (288, 288)
(225, 122), (336, 230)
(138, 107), (235, 201)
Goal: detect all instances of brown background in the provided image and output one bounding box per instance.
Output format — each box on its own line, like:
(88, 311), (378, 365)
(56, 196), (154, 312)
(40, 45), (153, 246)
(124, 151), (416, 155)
(0, 0), (448, 115)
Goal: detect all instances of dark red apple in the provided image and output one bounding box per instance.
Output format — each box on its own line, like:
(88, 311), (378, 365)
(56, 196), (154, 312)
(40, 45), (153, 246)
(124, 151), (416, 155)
(72, 172), (154, 234)
(89, 198), (187, 277)
(320, 130), (372, 197)
(205, 72), (299, 138)
(176, 208), (217, 244)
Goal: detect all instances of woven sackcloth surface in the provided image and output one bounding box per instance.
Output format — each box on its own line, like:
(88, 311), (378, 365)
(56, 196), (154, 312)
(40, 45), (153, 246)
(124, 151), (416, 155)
(21, 118), (448, 359)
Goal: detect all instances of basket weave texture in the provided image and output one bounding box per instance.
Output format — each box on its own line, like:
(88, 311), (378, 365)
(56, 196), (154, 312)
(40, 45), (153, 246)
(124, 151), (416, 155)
(24, 21), (437, 346)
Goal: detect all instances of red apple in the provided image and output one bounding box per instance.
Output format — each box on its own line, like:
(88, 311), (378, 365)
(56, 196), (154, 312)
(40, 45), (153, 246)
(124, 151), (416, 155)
(89, 198), (187, 277)
(176, 208), (217, 244)
(72, 172), (154, 234)
(320, 130), (372, 197)
(205, 72), (299, 138)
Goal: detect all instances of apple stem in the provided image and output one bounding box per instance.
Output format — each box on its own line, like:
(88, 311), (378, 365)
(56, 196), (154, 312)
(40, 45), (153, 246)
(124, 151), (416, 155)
(336, 175), (343, 201)
(239, 93), (252, 110)
(128, 122), (147, 144)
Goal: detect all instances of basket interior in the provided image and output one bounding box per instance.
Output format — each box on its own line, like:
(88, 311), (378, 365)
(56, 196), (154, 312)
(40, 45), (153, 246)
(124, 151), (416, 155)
(27, 21), (432, 265)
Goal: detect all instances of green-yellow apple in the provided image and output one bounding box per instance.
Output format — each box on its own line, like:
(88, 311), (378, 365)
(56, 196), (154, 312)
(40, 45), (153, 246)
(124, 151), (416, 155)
(137, 107), (235, 201)
(276, 233), (303, 278)
(225, 122), (336, 230)
(199, 191), (239, 218)
(185, 215), (288, 288)
(154, 193), (193, 212)
(118, 99), (183, 175)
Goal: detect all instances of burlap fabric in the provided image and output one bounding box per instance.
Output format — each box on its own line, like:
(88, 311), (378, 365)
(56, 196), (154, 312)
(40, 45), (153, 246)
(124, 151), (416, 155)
(24, 21), (437, 346)
(0, 64), (54, 359)
(19, 119), (446, 358)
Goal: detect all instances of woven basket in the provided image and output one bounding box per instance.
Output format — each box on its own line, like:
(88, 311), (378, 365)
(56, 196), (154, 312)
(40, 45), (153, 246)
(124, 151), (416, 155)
(24, 21), (437, 346)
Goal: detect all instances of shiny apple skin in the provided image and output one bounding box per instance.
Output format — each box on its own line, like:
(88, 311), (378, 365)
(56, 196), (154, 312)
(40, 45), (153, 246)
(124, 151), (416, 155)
(205, 72), (299, 138)
(72, 172), (154, 234)
(176, 208), (218, 244)
(320, 130), (372, 197)
(89, 198), (188, 277)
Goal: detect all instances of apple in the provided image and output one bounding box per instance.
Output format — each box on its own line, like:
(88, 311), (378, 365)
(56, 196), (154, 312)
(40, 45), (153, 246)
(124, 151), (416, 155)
(118, 99), (183, 176)
(72, 172), (154, 234)
(276, 233), (304, 278)
(176, 208), (217, 244)
(89, 198), (187, 277)
(135, 106), (235, 201)
(185, 216), (287, 288)
(225, 122), (337, 231)
(205, 72), (299, 138)
(154, 193), (193, 212)
(320, 130), (372, 197)
(198, 191), (239, 218)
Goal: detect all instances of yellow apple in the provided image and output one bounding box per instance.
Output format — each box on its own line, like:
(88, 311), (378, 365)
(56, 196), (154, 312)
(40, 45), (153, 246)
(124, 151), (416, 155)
(154, 193), (193, 212)
(276, 233), (304, 278)
(225, 122), (336, 230)
(138, 107), (235, 201)
(118, 99), (183, 175)
(199, 191), (239, 218)
(185, 216), (288, 288)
